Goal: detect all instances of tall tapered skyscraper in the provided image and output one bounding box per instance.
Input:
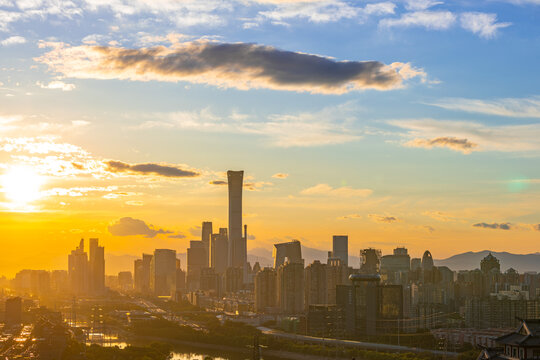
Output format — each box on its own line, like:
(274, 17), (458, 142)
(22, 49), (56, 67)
(227, 170), (246, 268)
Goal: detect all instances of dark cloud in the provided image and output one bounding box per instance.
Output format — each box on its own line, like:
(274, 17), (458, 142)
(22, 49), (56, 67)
(105, 160), (199, 177)
(108, 217), (173, 238)
(209, 180), (228, 185)
(473, 222), (512, 230)
(533, 224), (540, 231)
(248, 234), (256, 240)
(38, 41), (425, 94)
(406, 137), (478, 154)
(189, 226), (202, 237)
(369, 214), (399, 223)
(168, 233), (186, 239)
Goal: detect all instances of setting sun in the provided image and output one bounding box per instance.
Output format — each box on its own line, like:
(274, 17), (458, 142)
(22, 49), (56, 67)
(1, 166), (44, 205)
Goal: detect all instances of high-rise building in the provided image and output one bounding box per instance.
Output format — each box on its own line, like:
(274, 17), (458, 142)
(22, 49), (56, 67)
(326, 258), (351, 304)
(134, 253), (152, 294)
(89, 238), (105, 295)
(255, 267), (277, 313)
(360, 248), (381, 274)
(68, 239), (89, 295)
(422, 250), (434, 271)
(332, 235), (348, 267)
(118, 271), (133, 291)
(224, 267), (243, 293)
(277, 260), (305, 314)
(210, 228), (228, 274)
(273, 240), (302, 269)
(201, 221), (213, 267)
(227, 170), (246, 269)
(381, 247), (411, 284)
(187, 241), (206, 290)
(150, 249), (177, 296)
(51, 270), (69, 293)
(305, 260), (327, 306)
(5, 297), (22, 326)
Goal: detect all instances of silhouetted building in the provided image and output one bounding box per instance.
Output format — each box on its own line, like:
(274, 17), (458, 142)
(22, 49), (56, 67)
(51, 270), (68, 293)
(381, 247), (410, 284)
(422, 250), (434, 271)
(211, 228), (228, 274)
(68, 239), (89, 295)
(332, 235), (348, 267)
(187, 241), (206, 290)
(118, 271), (133, 291)
(305, 260), (327, 306)
(481, 253), (501, 274)
(278, 260), (304, 314)
(255, 267), (277, 313)
(225, 267), (243, 293)
(151, 249), (177, 296)
(273, 240), (302, 269)
(134, 253), (152, 294)
(5, 297), (22, 326)
(89, 238), (105, 295)
(201, 221), (212, 267)
(360, 248), (381, 274)
(228, 170), (246, 270)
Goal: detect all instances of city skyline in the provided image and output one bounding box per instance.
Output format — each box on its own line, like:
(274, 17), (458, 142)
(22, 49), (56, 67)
(0, 0), (539, 277)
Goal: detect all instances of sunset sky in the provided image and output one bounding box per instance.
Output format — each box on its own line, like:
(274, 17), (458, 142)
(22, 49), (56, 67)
(0, 0), (539, 276)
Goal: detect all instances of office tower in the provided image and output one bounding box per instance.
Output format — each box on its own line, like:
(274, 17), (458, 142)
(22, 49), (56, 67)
(273, 240), (302, 269)
(200, 268), (220, 294)
(360, 248), (381, 274)
(118, 271), (133, 291)
(380, 247), (411, 284)
(481, 253), (501, 274)
(227, 170), (246, 269)
(210, 228), (228, 274)
(277, 260), (305, 314)
(305, 260), (327, 306)
(349, 273), (381, 336)
(5, 297), (22, 326)
(332, 235), (348, 267)
(255, 267), (277, 313)
(224, 267), (243, 293)
(89, 238), (105, 295)
(134, 254), (152, 294)
(187, 241), (206, 290)
(68, 239), (89, 295)
(150, 249), (177, 296)
(326, 258), (350, 304)
(422, 250), (434, 271)
(176, 268), (186, 291)
(411, 258), (422, 272)
(201, 221), (212, 267)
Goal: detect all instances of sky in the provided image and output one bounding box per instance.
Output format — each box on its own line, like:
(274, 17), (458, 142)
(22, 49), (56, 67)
(0, 0), (539, 276)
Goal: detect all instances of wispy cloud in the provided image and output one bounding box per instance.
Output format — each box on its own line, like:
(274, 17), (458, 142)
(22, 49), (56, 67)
(380, 10), (456, 30)
(423, 210), (456, 222)
(37, 41), (426, 94)
(301, 183), (372, 197)
(460, 12), (511, 39)
(272, 173), (289, 179)
(427, 96), (540, 118)
(369, 214), (400, 223)
(38, 80), (76, 91)
(390, 118), (540, 153)
(105, 160), (200, 178)
(108, 217), (173, 238)
(472, 222), (512, 230)
(0, 36), (26, 46)
(405, 136), (478, 154)
(338, 213), (363, 220)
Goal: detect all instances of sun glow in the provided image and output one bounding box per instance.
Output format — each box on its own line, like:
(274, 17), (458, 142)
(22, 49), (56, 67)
(1, 166), (45, 206)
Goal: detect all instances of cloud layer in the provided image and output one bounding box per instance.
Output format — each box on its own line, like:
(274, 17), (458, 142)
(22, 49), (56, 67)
(473, 222), (512, 230)
(405, 136), (478, 154)
(108, 217), (173, 237)
(37, 41), (425, 94)
(105, 160), (199, 177)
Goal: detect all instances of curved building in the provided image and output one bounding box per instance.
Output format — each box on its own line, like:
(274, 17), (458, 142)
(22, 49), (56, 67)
(422, 250), (434, 271)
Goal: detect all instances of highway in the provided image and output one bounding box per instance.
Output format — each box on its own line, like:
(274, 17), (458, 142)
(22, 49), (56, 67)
(256, 327), (459, 357)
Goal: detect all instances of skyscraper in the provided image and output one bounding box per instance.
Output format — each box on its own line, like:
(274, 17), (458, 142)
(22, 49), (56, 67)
(89, 238), (105, 295)
(187, 240), (206, 290)
(255, 267), (277, 313)
(273, 240), (302, 269)
(201, 221), (212, 267)
(134, 253), (152, 294)
(332, 235), (348, 267)
(210, 228), (228, 274)
(150, 249), (177, 296)
(68, 239), (89, 295)
(5, 297), (22, 326)
(227, 170), (246, 269)
(277, 260), (305, 314)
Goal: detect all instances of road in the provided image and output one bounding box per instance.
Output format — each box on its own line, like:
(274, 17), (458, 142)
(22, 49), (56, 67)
(257, 326), (459, 357)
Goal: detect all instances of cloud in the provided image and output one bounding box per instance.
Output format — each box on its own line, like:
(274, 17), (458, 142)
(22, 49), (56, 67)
(533, 224), (540, 231)
(460, 12), (511, 39)
(403, 0), (442, 10)
(301, 183), (372, 197)
(380, 11), (456, 30)
(427, 96), (540, 118)
(272, 173), (289, 179)
(248, 234), (256, 240)
(472, 222), (512, 230)
(168, 233), (186, 239)
(390, 118), (540, 153)
(105, 160), (199, 177)
(208, 179), (271, 190)
(423, 225), (435, 232)
(422, 211), (455, 222)
(338, 213), (363, 220)
(0, 36), (26, 46)
(108, 217), (173, 238)
(37, 41), (426, 94)
(369, 214), (399, 223)
(189, 226), (201, 236)
(209, 180), (228, 185)
(405, 136), (478, 154)
(38, 81), (76, 91)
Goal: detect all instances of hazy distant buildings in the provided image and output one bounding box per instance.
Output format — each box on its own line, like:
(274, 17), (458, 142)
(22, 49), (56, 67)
(134, 253), (152, 294)
(228, 170), (246, 270)
(332, 235), (348, 267)
(273, 240), (302, 269)
(5, 297), (22, 326)
(255, 267), (277, 313)
(118, 271), (133, 291)
(210, 228), (229, 274)
(187, 241), (206, 290)
(224, 266), (243, 293)
(151, 249), (177, 296)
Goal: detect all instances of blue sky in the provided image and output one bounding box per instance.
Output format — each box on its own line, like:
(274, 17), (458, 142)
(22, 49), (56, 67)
(0, 0), (539, 274)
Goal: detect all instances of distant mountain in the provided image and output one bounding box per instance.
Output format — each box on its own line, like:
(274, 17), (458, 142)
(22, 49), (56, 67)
(435, 251), (540, 273)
